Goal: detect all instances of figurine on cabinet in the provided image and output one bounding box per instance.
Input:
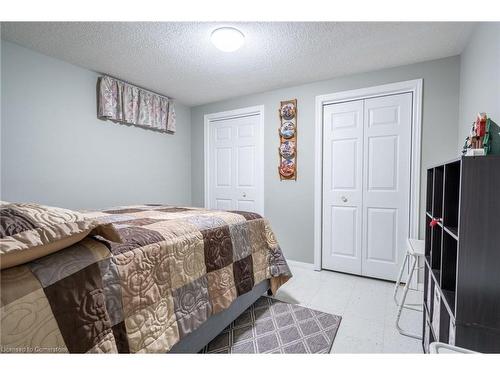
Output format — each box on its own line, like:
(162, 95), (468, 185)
(462, 112), (490, 156)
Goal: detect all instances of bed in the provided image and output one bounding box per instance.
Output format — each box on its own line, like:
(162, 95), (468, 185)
(0, 204), (291, 353)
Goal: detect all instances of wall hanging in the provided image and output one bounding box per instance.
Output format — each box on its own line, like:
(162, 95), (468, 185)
(97, 75), (176, 133)
(278, 99), (297, 180)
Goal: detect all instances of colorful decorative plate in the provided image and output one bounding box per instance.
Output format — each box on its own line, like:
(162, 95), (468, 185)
(280, 121), (295, 139)
(279, 159), (295, 177)
(280, 140), (295, 159)
(280, 103), (296, 120)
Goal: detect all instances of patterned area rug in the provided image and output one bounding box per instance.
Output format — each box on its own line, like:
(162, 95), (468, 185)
(201, 296), (342, 353)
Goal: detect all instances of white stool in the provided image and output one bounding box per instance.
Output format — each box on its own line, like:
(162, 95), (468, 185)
(393, 238), (425, 339)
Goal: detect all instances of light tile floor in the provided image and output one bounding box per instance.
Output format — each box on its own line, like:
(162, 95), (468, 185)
(274, 263), (423, 353)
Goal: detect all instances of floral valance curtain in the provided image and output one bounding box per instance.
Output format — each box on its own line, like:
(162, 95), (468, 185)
(97, 75), (176, 133)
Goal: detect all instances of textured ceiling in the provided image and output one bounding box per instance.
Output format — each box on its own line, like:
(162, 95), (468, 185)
(1, 22), (475, 106)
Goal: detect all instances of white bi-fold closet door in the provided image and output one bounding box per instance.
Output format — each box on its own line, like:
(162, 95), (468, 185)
(322, 93), (412, 281)
(207, 113), (264, 215)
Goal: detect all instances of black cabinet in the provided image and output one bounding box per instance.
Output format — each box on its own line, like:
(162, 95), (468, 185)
(422, 156), (500, 353)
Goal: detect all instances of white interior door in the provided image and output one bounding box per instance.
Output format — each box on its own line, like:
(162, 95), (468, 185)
(207, 113), (264, 215)
(322, 100), (364, 274)
(361, 93), (412, 280)
(322, 93), (412, 281)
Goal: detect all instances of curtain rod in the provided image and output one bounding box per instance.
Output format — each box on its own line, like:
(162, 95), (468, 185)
(101, 74), (174, 102)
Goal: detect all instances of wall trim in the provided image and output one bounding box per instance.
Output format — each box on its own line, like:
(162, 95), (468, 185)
(286, 260), (316, 271)
(203, 105), (265, 215)
(313, 79), (423, 272)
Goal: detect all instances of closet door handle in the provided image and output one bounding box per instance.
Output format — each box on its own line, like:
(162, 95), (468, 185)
(341, 196), (348, 203)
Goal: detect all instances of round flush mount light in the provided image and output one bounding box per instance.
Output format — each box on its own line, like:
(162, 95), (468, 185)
(210, 27), (245, 52)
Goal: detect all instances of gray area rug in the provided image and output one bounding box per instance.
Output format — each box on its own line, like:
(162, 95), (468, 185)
(201, 296), (342, 353)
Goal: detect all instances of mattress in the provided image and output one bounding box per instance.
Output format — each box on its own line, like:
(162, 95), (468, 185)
(0, 205), (291, 353)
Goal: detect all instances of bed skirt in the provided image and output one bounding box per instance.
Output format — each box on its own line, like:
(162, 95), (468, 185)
(169, 280), (270, 353)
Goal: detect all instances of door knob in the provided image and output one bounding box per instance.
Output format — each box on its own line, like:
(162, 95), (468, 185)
(341, 196), (348, 203)
(242, 192), (247, 198)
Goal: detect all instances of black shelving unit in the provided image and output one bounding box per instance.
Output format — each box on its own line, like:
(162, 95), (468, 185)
(422, 156), (500, 353)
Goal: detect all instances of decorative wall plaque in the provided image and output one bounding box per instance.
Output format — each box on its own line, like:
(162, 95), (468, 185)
(278, 99), (297, 180)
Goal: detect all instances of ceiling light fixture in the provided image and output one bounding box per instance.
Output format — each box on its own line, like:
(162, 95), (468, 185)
(210, 27), (245, 52)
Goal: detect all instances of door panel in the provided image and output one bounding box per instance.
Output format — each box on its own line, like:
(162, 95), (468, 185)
(208, 113), (263, 215)
(215, 126), (232, 140)
(237, 124), (254, 138)
(237, 200), (255, 212)
(366, 207), (397, 263)
(215, 147), (232, 187)
(362, 93), (412, 280)
(322, 93), (412, 281)
(237, 145), (255, 187)
(367, 104), (400, 128)
(367, 135), (398, 191)
(331, 111), (359, 130)
(216, 199), (232, 210)
(322, 100), (363, 274)
(331, 139), (358, 190)
(330, 206), (358, 258)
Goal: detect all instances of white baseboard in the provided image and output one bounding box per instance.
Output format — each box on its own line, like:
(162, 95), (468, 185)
(287, 260), (427, 286)
(286, 260), (316, 271)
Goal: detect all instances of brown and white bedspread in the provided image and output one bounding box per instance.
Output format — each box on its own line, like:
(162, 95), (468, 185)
(0, 205), (291, 353)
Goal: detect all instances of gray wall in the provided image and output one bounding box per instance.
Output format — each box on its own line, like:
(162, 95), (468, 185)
(191, 57), (461, 263)
(458, 23), (500, 153)
(1, 41), (192, 210)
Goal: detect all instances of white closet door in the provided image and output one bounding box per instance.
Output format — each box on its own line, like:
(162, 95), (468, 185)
(208, 114), (263, 215)
(361, 93), (412, 280)
(322, 100), (364, 274)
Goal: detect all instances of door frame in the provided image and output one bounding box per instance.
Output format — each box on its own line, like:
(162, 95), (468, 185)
(314, 79), (423, 271)
(204, 105), (265, 215)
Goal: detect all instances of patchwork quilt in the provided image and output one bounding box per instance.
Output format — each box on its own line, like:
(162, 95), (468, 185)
(0, 205), (291, 353)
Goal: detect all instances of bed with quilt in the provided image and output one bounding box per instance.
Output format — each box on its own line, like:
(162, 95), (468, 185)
(0, 203), (291, 353)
